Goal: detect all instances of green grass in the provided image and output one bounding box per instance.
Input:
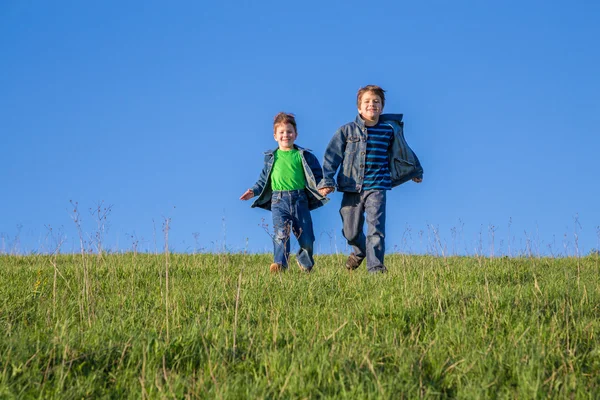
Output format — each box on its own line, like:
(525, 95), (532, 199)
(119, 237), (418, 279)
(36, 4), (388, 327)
(1, 252), (599, 398)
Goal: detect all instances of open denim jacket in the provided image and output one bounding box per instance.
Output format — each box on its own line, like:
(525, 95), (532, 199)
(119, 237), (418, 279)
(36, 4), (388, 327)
(318, 113), (423, 193)
(250, 145), (329, 211)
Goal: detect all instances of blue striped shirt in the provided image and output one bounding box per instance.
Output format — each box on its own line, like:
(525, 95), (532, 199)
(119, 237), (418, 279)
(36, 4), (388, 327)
(363, 123), (393, 190)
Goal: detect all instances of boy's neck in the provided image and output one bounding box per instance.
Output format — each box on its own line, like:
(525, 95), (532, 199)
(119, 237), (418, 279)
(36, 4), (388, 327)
(360, 114), (379, 127)
(278, 145), (295, 151)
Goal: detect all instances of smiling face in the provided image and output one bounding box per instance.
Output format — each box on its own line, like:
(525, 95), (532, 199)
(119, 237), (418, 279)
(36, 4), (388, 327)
(273, 122), (297, 150)
(358, 90), (384, 125)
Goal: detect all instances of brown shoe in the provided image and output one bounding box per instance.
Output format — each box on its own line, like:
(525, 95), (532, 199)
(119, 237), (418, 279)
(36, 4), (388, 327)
(346, 254), (363, 270)
(270, 263), (283, 273)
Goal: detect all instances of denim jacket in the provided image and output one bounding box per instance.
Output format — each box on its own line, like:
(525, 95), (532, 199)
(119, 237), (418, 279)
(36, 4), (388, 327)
(318, 114), (423, 193)
(250, 145), (329, 211)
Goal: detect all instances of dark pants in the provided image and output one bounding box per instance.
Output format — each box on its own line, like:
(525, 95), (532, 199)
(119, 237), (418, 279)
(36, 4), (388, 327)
(340, 190), (387, 272)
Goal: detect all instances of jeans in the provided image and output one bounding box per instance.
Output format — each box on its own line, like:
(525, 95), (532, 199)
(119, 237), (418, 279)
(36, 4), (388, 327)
(340, 190), (387, 272)
(271, 190), (315, 269)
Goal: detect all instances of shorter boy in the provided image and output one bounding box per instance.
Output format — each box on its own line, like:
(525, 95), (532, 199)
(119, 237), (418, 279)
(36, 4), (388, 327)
(318, 85), (423, 273)
(240, 112), (328, 273)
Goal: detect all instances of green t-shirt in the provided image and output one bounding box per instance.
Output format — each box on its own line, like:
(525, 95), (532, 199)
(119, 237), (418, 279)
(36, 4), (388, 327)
(271, 149), (306, 191)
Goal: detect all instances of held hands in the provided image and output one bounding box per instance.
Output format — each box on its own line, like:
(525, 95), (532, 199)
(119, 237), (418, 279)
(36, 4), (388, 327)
(318, 187), (335, 196)
(239, 189), (254, 201)
(243, 182), (417, 200)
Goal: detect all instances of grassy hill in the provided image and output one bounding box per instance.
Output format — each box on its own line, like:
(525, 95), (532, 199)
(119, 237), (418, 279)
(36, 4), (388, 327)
(1, 253), (599, 398)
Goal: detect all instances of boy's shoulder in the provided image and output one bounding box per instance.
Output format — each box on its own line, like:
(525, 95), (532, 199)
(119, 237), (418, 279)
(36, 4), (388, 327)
(334, 119), (359, 136)
(294, 144), (313, 153)
(379, 114), (404, 132)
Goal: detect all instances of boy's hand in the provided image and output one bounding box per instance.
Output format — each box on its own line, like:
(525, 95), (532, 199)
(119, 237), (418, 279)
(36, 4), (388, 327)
(412, 177), (423, 183)
(318, 187), (335, 196)
(239, 189), (254, 200)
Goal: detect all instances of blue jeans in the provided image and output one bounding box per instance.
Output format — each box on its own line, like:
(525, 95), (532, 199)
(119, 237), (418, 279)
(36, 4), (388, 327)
(271, 190), (315, 270)
(340, 190), (387, 272)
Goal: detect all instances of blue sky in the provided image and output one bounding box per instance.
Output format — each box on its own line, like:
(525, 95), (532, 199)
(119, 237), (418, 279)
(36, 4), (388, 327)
(1, 0), (599, 256)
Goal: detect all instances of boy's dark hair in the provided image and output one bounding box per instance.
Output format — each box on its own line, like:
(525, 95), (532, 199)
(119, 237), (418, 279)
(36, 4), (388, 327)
(357, 85), (386, 108)
(273, 112), (298, 133)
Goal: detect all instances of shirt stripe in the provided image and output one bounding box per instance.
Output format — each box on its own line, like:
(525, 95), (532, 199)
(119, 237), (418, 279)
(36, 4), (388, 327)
(363, 123), (393, 190)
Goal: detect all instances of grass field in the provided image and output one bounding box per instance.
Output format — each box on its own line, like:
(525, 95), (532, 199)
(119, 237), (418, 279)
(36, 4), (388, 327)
(1, 252), (599, 398)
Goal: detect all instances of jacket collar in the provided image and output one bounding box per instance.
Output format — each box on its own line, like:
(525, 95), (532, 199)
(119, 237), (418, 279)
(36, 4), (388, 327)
(264, 144), (308, 156)
(354, 114), (384, 129)
(355, 113), (404, 129)
(354, 114), (367, 130)
(380, 113), (403, 123)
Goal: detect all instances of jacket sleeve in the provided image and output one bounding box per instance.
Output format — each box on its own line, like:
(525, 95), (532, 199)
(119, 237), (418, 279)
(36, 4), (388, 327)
(319, 127), (345, 189)
(413, 151), (424, 179)
(402, 121), (424, 180)
(250, 154), (270, 196)
(305, 151), (324, 185)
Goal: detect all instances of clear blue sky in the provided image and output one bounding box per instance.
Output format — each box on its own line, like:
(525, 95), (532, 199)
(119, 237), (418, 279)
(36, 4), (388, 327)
(1, 0), (599, 256)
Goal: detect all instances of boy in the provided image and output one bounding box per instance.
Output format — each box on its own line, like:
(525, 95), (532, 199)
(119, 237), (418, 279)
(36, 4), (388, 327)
(240, 112), (328, 273)
(318, 85), (423, 273)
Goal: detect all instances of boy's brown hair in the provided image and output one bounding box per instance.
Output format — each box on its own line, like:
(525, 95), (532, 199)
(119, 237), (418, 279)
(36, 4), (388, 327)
(273, 112), (298, 133)
(357, 85), (386, 108)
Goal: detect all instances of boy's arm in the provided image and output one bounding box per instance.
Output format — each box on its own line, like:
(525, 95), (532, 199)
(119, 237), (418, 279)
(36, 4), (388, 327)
(305, 152), (324, 185)
(239, 189), (253, 200)
(318, 127), (345, 189)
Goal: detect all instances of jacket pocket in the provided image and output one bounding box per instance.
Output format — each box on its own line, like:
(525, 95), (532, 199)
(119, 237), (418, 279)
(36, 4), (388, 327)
(344, 135), (361, 154)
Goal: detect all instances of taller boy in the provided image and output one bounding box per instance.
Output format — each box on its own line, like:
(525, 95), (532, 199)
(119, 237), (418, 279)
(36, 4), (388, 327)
(318, 85), (423, 273)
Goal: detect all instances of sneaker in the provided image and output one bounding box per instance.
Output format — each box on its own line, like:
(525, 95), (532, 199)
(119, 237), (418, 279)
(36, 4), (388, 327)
(270, 263), (283, 273)
(345, 254), (363, 270)
(295, 259), (312, 273)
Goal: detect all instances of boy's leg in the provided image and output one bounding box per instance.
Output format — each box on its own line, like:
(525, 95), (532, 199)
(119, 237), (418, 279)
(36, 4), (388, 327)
(271, 192), (292, 268)
(340, 192), (366, 261)
(364, 190), (387, 273)
(292, 191), (315, 270)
